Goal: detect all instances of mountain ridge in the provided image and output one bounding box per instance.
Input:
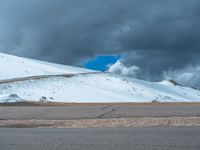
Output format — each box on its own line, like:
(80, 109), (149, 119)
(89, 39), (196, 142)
(0, 52), (200, 102)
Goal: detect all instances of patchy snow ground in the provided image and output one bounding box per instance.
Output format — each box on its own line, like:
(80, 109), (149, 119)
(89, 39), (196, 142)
(0, 52), (200, 102)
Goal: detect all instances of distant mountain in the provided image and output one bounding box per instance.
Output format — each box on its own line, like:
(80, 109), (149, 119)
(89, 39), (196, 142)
(0, 52), (200, 102)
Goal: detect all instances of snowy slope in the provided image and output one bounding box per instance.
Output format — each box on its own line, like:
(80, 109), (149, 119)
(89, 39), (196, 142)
(0, 52), (200, 102)
(0, 73), (200, 102)
(0, 53), (93, 80)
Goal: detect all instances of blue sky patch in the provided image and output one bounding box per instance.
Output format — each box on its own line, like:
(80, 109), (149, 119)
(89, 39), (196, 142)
(84, 54), (121, 71)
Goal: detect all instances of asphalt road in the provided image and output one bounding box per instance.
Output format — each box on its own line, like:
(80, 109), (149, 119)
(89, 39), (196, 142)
(0, 103), (200, 119)
(0, 127), (200, 150)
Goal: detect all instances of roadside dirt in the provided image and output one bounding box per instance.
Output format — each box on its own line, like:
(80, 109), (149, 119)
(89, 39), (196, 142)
(1, 102), (200, 107)
(0, 117), (200, 128)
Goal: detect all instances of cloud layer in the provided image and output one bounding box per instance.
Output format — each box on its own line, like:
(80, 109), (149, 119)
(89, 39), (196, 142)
(0, 0), (200, 87)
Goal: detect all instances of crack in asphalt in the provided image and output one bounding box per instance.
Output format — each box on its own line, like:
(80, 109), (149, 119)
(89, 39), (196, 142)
(97, 108), (116, 119)
(101, 105), (113, 110)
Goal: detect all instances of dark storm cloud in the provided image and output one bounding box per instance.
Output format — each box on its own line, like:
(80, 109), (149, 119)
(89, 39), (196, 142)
(0, 0), (200, 87)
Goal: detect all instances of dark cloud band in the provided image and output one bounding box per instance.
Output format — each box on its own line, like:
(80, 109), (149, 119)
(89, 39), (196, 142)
(0, 0), (200, 87)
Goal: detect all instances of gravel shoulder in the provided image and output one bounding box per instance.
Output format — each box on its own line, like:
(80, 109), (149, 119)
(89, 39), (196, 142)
(0, 117), (200, 128)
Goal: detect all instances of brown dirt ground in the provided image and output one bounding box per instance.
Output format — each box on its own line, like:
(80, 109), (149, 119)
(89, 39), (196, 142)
(1, 102), (200, 107)
(0, 117), (200, 128)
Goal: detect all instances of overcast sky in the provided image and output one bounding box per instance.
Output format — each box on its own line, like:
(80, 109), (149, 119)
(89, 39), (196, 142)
(0, 0), (200, 88)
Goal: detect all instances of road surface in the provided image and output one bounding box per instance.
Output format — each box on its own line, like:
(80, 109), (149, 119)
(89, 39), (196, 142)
(0, 103), (200, 119)
(0, 127), (200, 150)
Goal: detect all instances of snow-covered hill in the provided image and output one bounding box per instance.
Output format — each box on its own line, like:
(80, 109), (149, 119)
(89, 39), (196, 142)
(0, 53), (93, 80)
(0, 52), (200, 102)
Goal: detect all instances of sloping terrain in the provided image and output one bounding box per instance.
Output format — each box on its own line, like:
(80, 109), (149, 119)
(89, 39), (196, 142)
(0, 53), (93, 80)
(0, 52), (200, 102)
(0, 73), (200, 102)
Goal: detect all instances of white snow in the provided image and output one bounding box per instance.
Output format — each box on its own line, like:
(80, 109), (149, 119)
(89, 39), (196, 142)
(0, 73), (200, 102)
(0, 53), (94, 80)
(0, 52), (200, 103)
